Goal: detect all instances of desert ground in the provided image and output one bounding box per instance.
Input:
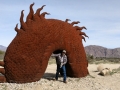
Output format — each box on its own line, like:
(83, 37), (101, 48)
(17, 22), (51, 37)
(0, 63), (120, 90)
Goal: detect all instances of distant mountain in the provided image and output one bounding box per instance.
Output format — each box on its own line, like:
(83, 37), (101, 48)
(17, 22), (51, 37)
(85, 45), (120, 58)
(0, 45), (7, 51)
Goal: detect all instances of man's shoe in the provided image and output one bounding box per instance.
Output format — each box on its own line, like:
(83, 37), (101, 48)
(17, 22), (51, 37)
(63, 81), (67, 83)
(53, 79), (58, 81)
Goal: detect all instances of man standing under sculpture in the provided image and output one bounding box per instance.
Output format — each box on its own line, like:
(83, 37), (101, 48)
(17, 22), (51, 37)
(53, 50), (67, 83)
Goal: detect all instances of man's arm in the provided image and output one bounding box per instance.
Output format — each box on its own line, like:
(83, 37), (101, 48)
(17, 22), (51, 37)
(51, 54), (60, 57)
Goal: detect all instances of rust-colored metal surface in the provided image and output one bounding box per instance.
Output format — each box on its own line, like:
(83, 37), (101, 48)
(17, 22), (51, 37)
(0, 3), (89, 83)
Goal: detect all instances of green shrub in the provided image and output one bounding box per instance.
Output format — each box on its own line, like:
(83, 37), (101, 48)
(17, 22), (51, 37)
(110, 67), (120, 75)
(0, 50), (5, 60)
(86, 54), (120, 64)
(0, 50), (4, 54)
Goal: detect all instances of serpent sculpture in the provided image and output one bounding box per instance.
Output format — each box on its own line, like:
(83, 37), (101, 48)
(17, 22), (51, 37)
(0, 3), (89, 83)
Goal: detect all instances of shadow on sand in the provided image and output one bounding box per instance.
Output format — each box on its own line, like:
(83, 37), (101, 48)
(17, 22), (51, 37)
(42, 73), (56, 80)
(42, 73), (63, 82)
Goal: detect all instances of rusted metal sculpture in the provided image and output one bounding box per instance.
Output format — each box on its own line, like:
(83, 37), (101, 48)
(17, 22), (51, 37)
(0, 3), (89, 83)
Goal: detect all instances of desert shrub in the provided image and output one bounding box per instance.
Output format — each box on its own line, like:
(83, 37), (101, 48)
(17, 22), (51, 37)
(86, 54), (94, 60)
(86, 54), (120, 64)
(110, 67), (120, 75)
(0, 50), (4, 54)
(86, 54), (95, 64)
(0, 50), (5, 60)
(106, 58), (120, 63)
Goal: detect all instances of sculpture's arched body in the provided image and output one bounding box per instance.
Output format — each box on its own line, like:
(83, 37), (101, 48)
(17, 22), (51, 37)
(0, 3), (89, 83)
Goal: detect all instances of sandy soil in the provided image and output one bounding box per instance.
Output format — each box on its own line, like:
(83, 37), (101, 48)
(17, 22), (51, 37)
(0, 64), (120, 90)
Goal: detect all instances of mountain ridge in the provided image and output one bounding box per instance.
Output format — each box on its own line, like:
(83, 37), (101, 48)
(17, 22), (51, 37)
(85, 45), (120, 58)
(0, 45), (7, 51)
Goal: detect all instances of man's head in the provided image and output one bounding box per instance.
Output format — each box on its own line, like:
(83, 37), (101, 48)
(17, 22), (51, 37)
(61, 50), (66, 56)
(62, 50), (66, 54)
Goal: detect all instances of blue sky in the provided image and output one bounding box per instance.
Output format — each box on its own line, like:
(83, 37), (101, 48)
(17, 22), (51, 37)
(0, 0), (120, 49)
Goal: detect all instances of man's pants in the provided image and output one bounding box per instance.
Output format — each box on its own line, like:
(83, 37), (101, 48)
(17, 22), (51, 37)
(55, 64), (66, 81)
